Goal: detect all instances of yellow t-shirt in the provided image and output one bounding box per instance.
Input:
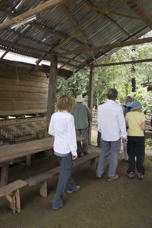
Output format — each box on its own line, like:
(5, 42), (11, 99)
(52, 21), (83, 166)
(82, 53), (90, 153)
(125, 111), (145, 136)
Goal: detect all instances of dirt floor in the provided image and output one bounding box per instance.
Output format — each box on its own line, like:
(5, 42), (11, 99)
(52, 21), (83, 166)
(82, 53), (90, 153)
(0, 147), (152, 228)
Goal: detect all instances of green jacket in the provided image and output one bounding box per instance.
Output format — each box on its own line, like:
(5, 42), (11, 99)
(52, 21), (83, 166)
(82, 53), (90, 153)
(71, 103), (91, 129)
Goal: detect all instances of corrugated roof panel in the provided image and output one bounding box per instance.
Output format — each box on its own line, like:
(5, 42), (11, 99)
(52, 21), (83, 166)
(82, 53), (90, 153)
(0, 0), (151, 70)
(41, 5), (73, 35)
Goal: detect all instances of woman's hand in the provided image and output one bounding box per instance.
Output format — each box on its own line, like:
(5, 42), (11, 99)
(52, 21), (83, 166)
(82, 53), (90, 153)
(72, 155), (77, 160)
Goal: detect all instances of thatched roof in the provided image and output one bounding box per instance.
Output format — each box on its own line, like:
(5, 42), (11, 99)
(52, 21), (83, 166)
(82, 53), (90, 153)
(0, 0), (152, 72)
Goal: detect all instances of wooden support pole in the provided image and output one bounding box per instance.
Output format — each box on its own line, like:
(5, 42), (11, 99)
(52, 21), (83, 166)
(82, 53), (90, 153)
(88, 66), (94, 144)
(0, 164), (9, 186)
(46, 54), (57, 132)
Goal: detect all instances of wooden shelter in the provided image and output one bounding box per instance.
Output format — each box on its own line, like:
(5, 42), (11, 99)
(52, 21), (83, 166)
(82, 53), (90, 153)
(0, 0), (152, 143)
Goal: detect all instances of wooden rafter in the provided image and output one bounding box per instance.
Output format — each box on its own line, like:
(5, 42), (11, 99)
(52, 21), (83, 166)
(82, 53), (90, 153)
(86, 0), (130, 37)
(0, 0), (63, 30)
(52, 14), (100, 51)
(0, 38), (46, 57)
(61, 4), (97, 64)
(60, 56), (81, 64)
(93, 58), (152, 67)
(51, 0), (118, 51)
(104, 15), (130, 36)
(0, 7), (84, 62)
(59, 37), (152, 56)
(74, 26), (148, 72)
(126, 0), (152, 29)
(62, 1), (140, 20)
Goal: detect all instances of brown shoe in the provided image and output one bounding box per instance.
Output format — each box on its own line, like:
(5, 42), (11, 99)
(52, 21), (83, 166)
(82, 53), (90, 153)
(107, 174), (119, 182)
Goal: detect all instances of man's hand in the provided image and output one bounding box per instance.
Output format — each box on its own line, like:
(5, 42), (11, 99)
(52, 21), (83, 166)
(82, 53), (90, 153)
(122, 138), (128, 144)
(72, 155), (77, 160)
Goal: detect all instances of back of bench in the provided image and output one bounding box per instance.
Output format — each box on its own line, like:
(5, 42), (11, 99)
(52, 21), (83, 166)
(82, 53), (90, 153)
(26, 151), (99, 186)
(0, 137), (53, 164)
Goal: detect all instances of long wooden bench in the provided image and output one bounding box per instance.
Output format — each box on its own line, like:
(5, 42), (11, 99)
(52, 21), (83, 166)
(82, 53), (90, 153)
(0, 151), (99, 214)
(0, 137), (53, 186)
(0, 179), (27, 214)
(0, 136), (85, 186)
(26, 151), (99, 198)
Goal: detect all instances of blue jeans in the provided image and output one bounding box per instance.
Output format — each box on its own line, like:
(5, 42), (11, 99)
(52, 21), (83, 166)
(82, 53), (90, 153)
(52, 153), (76, 208)
(96, 139), (121, 177)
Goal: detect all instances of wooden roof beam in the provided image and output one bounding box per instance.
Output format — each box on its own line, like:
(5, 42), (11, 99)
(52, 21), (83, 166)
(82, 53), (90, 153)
(61, 4), (97, 64)
(51, 0), (119, 51)
(59, 37), (152, 56)
(93, 58), (152, 67)
(74, 25), (148, 72)
(126, 0), (152, 29)
(62, 1), (140, 20)
(85, 0), (130, 37)
(0, 0), (63, 30)
(0, 38), (47, 57)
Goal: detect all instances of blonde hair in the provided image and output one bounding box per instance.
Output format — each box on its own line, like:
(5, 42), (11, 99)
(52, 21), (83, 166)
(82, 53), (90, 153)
(56, 95), (74, 112)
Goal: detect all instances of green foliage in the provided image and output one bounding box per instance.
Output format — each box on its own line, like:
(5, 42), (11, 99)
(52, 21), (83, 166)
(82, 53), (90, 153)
(57, 32), (152, 111)
(57, 71), (89, 98)
(93, 39), (152, 110)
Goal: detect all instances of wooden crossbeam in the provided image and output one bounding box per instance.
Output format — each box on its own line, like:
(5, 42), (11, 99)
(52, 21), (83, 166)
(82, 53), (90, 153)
(51, 0), (117, 51)
(0, 38), (46, 56)
(85, 0), (130, 37)
(93, 58), (152, 67)
(62, 1), (140, 20)
(0, 0), (63, 30)
(74, 25), (148, 72)
(61, 4), (97, 64)
(59, 37), (152, 56)
(126, 0), (152, 29)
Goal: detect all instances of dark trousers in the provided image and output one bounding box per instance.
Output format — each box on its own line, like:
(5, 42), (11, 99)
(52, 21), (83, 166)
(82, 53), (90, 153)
(76, 128), (88, 156)
(127, 136), (145, 174)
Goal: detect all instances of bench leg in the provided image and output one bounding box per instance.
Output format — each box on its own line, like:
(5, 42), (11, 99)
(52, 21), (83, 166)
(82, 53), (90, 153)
(15, 189), (21, 213)
(0, 164), (9, 186)
(40, 181), (47, 197)
(6, 190), (21, 214)
(26, 155), (31, 166)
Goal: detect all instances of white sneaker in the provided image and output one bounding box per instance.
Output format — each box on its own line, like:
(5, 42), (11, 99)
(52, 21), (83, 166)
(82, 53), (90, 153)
(67, 186), (80, 194)
(107, 174), (119, 182)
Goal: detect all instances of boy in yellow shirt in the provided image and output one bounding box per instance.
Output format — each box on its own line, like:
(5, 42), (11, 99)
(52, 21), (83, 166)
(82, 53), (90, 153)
(125, 101), (146, 179)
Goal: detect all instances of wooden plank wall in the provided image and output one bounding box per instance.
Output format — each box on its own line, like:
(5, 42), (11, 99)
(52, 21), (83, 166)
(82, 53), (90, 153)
(0, 64), (49, 116)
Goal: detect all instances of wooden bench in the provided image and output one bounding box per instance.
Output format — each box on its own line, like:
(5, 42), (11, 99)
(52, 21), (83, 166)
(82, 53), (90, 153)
(0, 137), (53, 186)
(26, 151), (99, 198)
(0, 151), (99, 214)
(0, 179), (27, 214)
(0, 136), (84, 186)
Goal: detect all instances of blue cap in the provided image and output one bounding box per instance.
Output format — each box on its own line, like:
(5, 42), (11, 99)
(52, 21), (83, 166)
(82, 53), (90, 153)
(125, 102), (133, 107)
(131, 101), (142, 111)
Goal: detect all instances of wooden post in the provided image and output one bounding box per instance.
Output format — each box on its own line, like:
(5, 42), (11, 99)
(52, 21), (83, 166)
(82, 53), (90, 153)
(46, 54), (57, 133)
(88, 65), (94, 144)
(0, 163), (9, 186)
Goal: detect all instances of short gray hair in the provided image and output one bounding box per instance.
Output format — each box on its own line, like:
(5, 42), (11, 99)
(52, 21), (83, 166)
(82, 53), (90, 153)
(107, 88), (118, 100)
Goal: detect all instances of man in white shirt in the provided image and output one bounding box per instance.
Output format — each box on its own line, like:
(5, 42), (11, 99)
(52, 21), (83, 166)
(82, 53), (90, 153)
(96, 88), (127, 181)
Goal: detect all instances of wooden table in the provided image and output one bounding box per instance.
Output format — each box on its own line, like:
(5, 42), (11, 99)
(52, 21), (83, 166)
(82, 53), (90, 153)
(0, 137), (53, 186)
